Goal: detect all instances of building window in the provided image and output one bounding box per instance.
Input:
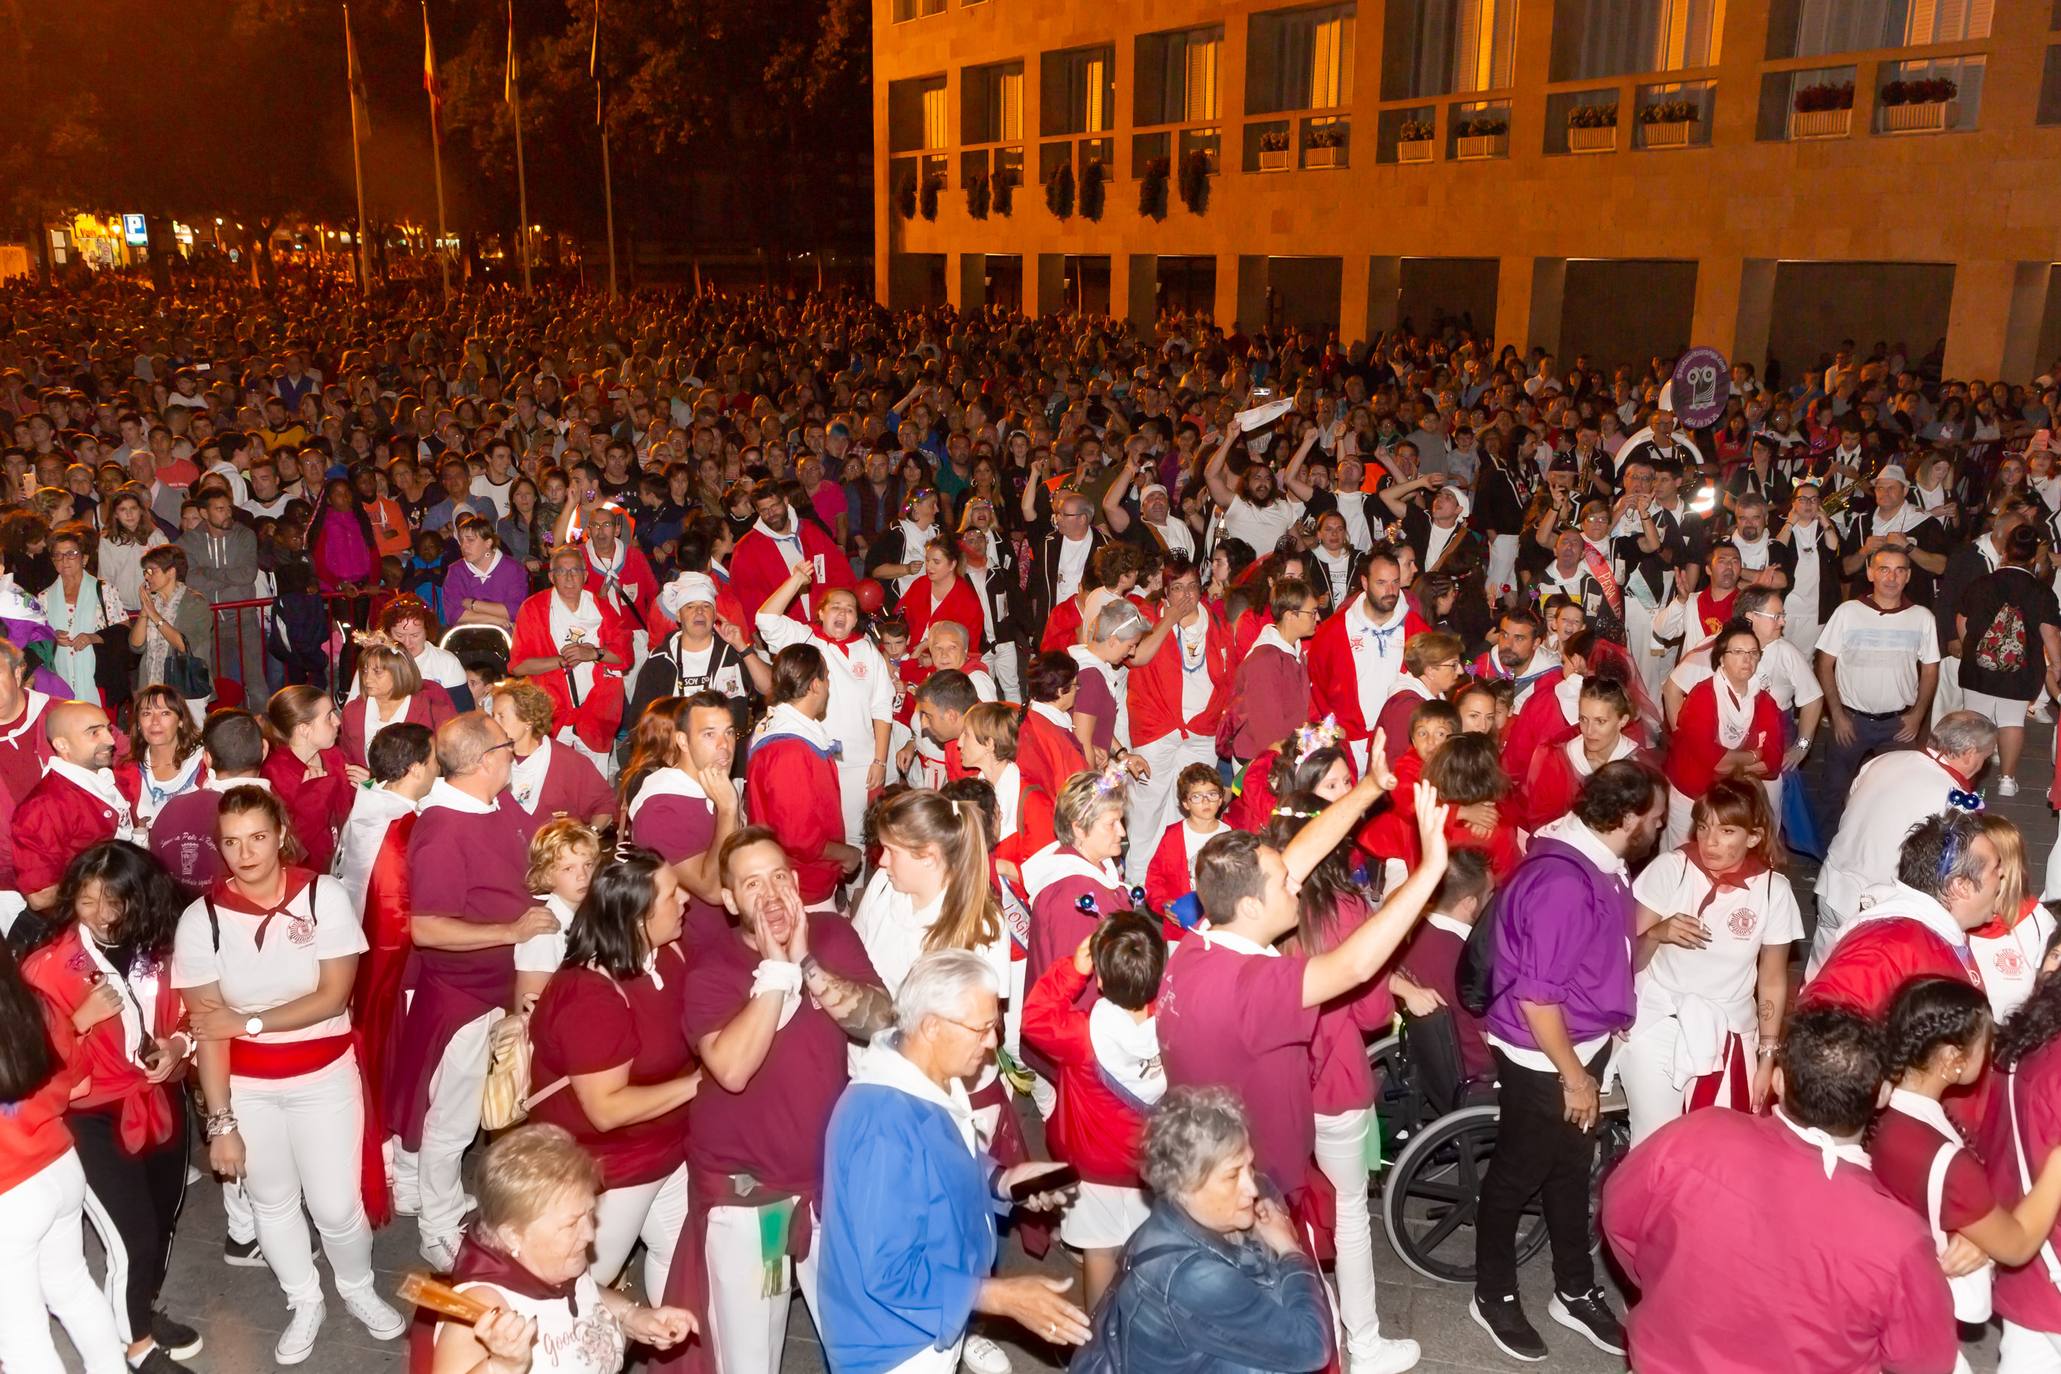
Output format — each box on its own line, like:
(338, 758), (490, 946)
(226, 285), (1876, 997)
(1136, 27), (1224, 126)
(1382, 0), (1512, 99)
(963, 62), (1024, 144)
(1042, 45), (1116, 136)
(1552, 0), (1721, 81)
(1771, 0), (1992, 60)
(891, 0), (946, 20)
(888, 76), (948, 154)
(2042, 44), (2061, 123)
(1249, 4), (1356, 113)
(922, 87), (949, 150)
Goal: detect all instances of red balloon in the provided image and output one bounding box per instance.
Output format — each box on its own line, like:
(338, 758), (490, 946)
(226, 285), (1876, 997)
(854, 577), (887, 614)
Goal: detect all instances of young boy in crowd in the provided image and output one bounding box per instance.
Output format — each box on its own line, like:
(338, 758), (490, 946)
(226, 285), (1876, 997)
(1391, 847), (1497, 1095)
(1021, 912), (1167, 1313)
(1143, 763), (1230, 931)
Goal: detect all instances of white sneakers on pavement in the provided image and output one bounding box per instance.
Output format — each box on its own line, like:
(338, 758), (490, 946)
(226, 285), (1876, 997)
(274, 1302), (325, 1366)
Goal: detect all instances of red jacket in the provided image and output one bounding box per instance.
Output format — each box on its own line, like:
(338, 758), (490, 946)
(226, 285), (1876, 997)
(1128, 603), (1232, 749)
(1307, 596), (1431, 741)
(1143, 820), (1205, 918)
(1518, 740), (1660, 834)
(23, 923), (187, 1155)
(1665, 680), (1786, 801)
(260, 745), (355, 876)
(13, 771), (123, 898)
(339, 683), (455, 769)
(744, 729), (845, 904)
(1017, 706), (1088, 802)
(729, 520), (852, 628)
(511, 588), (634, 754)
(1020, 957), (1150, 1186)
(1226, 641), (1310, 761)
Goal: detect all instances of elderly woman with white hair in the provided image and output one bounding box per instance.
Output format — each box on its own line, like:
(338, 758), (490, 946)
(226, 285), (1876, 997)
(1069, 1086), (1344, 1374)
(818, 950), (1087, 1374)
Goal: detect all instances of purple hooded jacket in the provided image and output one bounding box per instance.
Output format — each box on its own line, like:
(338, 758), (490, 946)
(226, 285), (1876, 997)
(1483, 833), (1637, 1050)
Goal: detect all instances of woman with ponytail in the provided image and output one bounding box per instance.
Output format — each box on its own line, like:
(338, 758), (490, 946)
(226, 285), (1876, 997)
(1875, 977), (2061, 1354)
(258, 685), (362, 875)
(852, 788), (1009, 997)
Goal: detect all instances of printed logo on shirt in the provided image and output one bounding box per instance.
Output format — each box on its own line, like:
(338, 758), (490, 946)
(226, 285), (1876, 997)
(1995, 946), (2028, 980)
(1724, 905), (1759, 940)
(286, 912), (316, 947)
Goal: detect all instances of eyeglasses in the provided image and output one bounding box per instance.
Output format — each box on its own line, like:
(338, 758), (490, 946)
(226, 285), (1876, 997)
(1723, 647), (1763, 660)
(483, 740), (516, 756)
(1748, 609), (1787, 621)
(937, 1013), (1002, 1040)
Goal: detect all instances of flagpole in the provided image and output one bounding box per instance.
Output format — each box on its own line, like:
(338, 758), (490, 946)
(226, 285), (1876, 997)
(508, 0), (532, 296)
(601, 121), (618, 300)
(424, 2), (451, 302)
(345, 4), (372, 297)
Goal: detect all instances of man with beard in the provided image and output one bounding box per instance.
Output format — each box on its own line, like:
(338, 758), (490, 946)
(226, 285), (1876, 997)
(1205, 424), (1312, 556)
(13, 700), (133, 914)
(1727, 493), (1795, 591)
(729, 478), (854, 630)
(658, 827), (892, 1374)
(1472, 762), (1664, 1361)
(1470, 606), (1559, 707)
(1309, 550), (1430, 772)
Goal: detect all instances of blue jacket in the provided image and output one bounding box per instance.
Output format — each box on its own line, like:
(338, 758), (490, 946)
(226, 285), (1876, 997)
(1071, 1199), (1333, 1374)
(818, 1044), (1009, 1374)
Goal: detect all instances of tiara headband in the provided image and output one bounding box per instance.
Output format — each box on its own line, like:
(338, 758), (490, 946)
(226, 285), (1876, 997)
(1093, 759), (1127, 795)
(1293, 714), (1343, 764)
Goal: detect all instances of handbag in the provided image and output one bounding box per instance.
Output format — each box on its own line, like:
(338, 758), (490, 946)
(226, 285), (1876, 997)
(479, 970), (629, 1131)
(164, 649), (213, 701)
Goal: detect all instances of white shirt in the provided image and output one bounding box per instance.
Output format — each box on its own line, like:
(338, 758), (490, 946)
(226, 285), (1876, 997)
(514, 891), (579, 975)
(1632, 851), (1802, 1029)
(1816, 749), (1974, 923)
(1669, 634), (1824, 714)
(1815, 599), (1940, 714)
(1344, 596), (1411, 731)
(1222, 495), (1305, 555)
(851, 870), (1010, 999)
(1173, 611), (1215, 721)
(1973, 906), (2061, 1021)
(548, 589), (607, 697)
(508, 738), (553, 813)
(444, 1273), (622, 1374)
(169, 874), (366, 1045)
(333, 784), (419, 914)
(1312, 547), (1354, 607)
(757, 613), (894, 765)
(1054, 534), (1094, 604)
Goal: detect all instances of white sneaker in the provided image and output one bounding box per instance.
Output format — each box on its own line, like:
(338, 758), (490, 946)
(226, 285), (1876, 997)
(344, 1287), (408, 1341)
(962, 1334), (1013, 1374)
(420, 1233), (459, 1273)
(1349, 1336), (1423, 1374)
(2000, 775), (2021, 797)
(274, 1302), (325, 1366)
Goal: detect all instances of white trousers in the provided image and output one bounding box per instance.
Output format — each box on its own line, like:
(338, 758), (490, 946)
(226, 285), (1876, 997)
(836, 758), (874, 849)
(990, 641), (1022, 704)
(235, 1055), (377, 1306)
(2000, 1320), (2061, 1373)
(1626, 597), (1673, 707)
(1933, 655), (1965, 725)
(592, 1163), (690, 1305)
(1313, 1108), (1386, 1358)
(1486, 534), (1521, 604)
(223, 1177), (255, 1243)
(1124, 732), (1215, 888)
(0, 1151), (126, 1374)
(402, 1010), (499, 1251)
(705, 1203), (822, 1374)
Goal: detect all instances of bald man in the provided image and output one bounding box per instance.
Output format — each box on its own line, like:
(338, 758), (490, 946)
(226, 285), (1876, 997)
(381, 712), (551, 1269)
(14, 701), (133, 912)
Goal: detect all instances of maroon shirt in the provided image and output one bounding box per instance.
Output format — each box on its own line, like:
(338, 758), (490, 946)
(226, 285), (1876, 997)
(1871, 1101), (1994, 1234)
(1158, 933), (1319, 1191)
(528, 944), (695, 1189)
(1603, 1109), (1956, 1374)
(149, 787), (233, 890)
(631, 795), (716, 868)
(677, 902), (882, 1192)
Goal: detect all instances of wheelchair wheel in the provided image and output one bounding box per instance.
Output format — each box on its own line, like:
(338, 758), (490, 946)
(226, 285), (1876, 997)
(1366, 1034), (1416, 1167)
(1380, 1104), (1549, 1284)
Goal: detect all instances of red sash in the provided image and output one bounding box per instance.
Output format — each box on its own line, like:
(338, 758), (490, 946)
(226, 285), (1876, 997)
(229, 1033), (391, 1227)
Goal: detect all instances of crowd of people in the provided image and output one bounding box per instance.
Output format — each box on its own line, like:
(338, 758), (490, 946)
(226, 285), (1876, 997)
(4, 266), (2061, 1374)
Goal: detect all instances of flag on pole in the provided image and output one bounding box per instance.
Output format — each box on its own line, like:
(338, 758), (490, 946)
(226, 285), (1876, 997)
(422, 3), (443, 135)
(345, 5), (372, 136)
(504, 0), (519, 105)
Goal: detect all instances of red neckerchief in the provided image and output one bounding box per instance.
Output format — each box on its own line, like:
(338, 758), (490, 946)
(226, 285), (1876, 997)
(818, 628), (860, 659)
(1676, 842), (1770, 920)
(1929, 750), (1974, 788)
(210, 867), (317, 949)
(1970, 897), (2043, 941)
(1859, 596), (1907, 615)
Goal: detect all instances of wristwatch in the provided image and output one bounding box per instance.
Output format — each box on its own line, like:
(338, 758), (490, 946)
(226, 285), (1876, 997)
(244, 1014), (265, 1037)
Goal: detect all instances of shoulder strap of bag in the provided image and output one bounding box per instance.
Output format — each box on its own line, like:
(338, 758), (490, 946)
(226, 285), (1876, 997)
(519, 971), (633, 1113)
(2006, 1068), (2061, 1284)
(203, 894), (220, 952)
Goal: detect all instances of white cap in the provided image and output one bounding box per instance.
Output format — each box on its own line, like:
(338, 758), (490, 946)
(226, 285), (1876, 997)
(660, 572), (718, 618)
(1875, 464), (1909, 486)
(1140, 483), (1169, 503)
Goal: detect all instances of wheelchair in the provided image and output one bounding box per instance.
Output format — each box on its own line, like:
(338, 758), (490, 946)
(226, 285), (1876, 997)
(1369, 1011), (1630, 1285)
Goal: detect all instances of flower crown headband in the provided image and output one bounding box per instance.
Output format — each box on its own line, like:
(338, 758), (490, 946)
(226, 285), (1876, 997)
(1293, 715), (1343, 765)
